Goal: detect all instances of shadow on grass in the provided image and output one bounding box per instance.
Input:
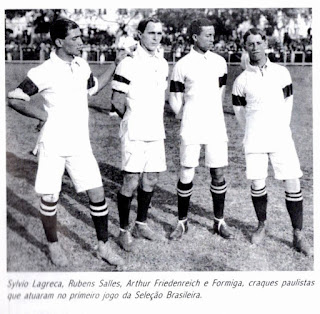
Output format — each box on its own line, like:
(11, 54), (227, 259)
(7, 187), (100, 256)
(7, 212), (47, 255)
(7, 151), (254, 241)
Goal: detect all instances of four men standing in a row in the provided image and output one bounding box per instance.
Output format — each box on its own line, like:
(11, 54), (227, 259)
(7, 16), (311, 268)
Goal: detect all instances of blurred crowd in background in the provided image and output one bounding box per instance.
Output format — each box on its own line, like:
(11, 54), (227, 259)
(5, 8), (312, 63)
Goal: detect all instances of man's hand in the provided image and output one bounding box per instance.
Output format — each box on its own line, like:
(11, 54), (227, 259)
(115, 49), (131, 66)
(36, 120), (45, 132)
(8, 88), (30, 101)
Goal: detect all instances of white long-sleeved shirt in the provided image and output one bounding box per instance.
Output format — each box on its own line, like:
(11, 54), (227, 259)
(111, 44), (168, 141)
(22, 51), (98, 156)
(169, 48), (228, 145)
(232, 58), (294, 153)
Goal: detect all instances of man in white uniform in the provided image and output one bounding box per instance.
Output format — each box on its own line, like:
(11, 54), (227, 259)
(7, 18), (127, 267)
(169, 18), (234, 240)
(232, 28), (310, 256)
(111, 17), (168, 252)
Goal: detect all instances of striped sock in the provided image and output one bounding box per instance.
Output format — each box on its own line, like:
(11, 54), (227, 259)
(251, 186), (268, 222)
(210, 180), (227, 219)
(39, 198), (58, 242)
(90, 199), (109, 242)
(177, 181), (193, 220)
(285, 190), (303, 230)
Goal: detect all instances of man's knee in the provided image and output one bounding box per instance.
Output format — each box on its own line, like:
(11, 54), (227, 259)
(210, 167), (225, 184)
(251, 179), (266, 190)
(180, 166), (195, 184)
(87, 186), (105, 203)
(41, 193), (59, 203)
(121, 172), (140, 196)
(141, 172), (159, 191)
(284, 178), (301, 193)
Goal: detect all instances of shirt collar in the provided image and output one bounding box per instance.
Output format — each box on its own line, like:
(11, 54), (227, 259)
(246, 56), (271, 72)
(50, 50), (80, 67)
(190, 47), (211, 59)
(135, 43), (162, 59)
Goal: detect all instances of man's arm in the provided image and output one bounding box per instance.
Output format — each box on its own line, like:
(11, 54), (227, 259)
(233, 105), (246, 130)
(169, 89), (183, 118)
(94, 50), (129, 94)
(7, 87), (48, 122)
(282, 70), (294, 126)
(232, 78), (246, 131)
(219, 63), (228, 104)
(111, 90), (126, 118)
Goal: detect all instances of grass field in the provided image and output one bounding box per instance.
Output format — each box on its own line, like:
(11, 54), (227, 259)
(5, 62), (313, 272)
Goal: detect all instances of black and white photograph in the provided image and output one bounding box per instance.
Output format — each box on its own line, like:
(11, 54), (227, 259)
(1, 1), (319, 313)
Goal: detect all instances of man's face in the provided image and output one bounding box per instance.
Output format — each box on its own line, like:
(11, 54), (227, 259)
(139, 22), (163, 54)
(245, 34), (267, 64)
(193, 26), (214, 53)
(60, 27), (83, 57)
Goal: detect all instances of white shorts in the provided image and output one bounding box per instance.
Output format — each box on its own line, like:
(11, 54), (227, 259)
(35, 145), (103, 194)
(180, 141), (228, 168)
(246, 145), (303, 180)
(121, 133), (166, 173)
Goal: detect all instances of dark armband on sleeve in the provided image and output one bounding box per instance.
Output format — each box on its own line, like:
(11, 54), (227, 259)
(87, 73), (96, 90)
(232, 94), (247, 106)
(113, 74), (130, 85)
(170, 80), (185, 93)
(112, 88), (126, 95)
(282, 83), (293, 99)
(17, 77), (39, 96)
(219, 74), (227, 88)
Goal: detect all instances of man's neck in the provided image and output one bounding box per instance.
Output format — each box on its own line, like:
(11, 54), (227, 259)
(193, 45), (207, 55)
(250, 55), (267, 68)
(140, 43), (156, 56)
(55, 49), (74, 63)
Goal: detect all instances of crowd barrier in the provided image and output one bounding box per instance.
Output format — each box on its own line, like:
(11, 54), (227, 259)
(5, 47), (312, 65)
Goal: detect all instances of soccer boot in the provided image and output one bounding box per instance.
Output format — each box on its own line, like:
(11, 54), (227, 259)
(118, 229), (138, 253)
(97, 241), (124, 266)
(251, 221), (266, 244)
(293, 229), (311, 256)
(48, 241), (68, 267)
(132, 221), (160, 241)
(213, 218), (235, 239)
(169, 219), (188, 240)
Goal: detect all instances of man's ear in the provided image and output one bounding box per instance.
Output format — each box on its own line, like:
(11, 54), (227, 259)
(55, 38), (63, 48)
(192, 34), (198, 43)
(137, 31), (142, 40)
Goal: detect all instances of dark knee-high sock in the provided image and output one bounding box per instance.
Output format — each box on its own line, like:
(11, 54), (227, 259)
(117, 192), (133, 229)
(285, 190), (303, 230)
(251, 186), (267, 222)
(136, 187), (153, 223)
(39, 198), (58, 242)
(90, 199), (109, 243)
(210, 180), (227, 219)
(177, 180), (193, 220)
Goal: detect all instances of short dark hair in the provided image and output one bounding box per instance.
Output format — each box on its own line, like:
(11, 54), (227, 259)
(243, 28), (266, 44)
(50, 18), (79, 45)
(188, 18), (213, 38)
(137, 16), (161, 33)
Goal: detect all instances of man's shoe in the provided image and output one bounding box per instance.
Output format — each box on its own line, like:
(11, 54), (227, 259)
(97, 241), (124, 266)
(132, 222), (160, 241)
(118, 230), (138, 253)
(48, 242), (68, 267)
(293, 229), (311, 256)
(251, 221), (266, 244)
(169, 219), (188, 240)
(213, 218), (235, 239)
